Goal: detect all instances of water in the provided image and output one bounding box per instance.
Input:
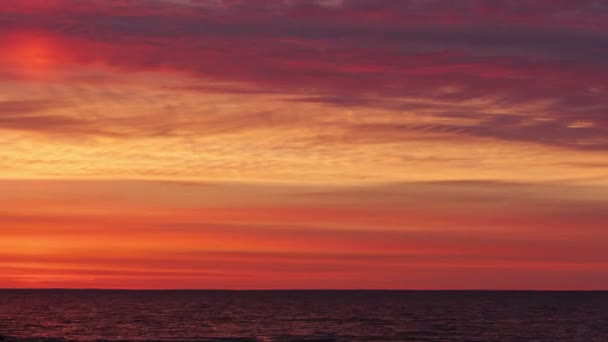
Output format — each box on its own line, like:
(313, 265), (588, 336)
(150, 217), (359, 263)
(1, 290), (607, 342)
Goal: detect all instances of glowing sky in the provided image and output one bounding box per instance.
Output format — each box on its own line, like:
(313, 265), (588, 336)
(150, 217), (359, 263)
(1, 0), (607, 289)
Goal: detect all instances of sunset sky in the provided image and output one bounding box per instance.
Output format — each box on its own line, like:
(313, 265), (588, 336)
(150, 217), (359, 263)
(1, 0), (607, 290)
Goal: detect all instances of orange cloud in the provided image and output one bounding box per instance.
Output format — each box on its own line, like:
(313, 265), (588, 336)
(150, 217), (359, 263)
(0, 0), (607, 290)
(0, 180), (607, 289)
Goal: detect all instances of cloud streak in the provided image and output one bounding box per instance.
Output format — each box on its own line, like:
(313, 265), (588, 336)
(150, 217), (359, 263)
(0, 1), (607, 289)
(1, 179), (607, 289)
(0, 0), (607, 150)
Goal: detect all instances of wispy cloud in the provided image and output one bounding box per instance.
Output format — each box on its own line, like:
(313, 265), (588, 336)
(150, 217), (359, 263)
(1, 179), (607, 289)
(0, 1), (607, 289)
(1, 0), (607, 150)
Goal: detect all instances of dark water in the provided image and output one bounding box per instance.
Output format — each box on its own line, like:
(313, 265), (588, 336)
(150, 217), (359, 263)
(1, 290), (607, 342)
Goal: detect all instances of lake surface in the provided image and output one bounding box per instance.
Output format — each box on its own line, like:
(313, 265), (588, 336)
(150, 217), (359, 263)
(1, 290), (607, 341)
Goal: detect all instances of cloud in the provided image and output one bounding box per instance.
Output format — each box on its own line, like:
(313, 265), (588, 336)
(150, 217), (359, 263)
(0, 0), (607, 151)
(0, 99), (58, 114)
(1, 178), (607, 288)
(0, 99), (92, 134)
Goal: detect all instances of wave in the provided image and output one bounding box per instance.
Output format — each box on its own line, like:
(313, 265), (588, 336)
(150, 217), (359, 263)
(0, 337), (342, 342)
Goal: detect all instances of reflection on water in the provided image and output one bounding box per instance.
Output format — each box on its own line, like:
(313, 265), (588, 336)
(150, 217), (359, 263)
(1, 290), (607, 341)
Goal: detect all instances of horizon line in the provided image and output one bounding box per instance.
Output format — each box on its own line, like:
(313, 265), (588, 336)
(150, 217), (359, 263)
(2, 288), (607, 292)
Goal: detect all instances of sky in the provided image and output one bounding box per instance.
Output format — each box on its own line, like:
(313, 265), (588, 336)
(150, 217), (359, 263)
(0, 0), (607, 290)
